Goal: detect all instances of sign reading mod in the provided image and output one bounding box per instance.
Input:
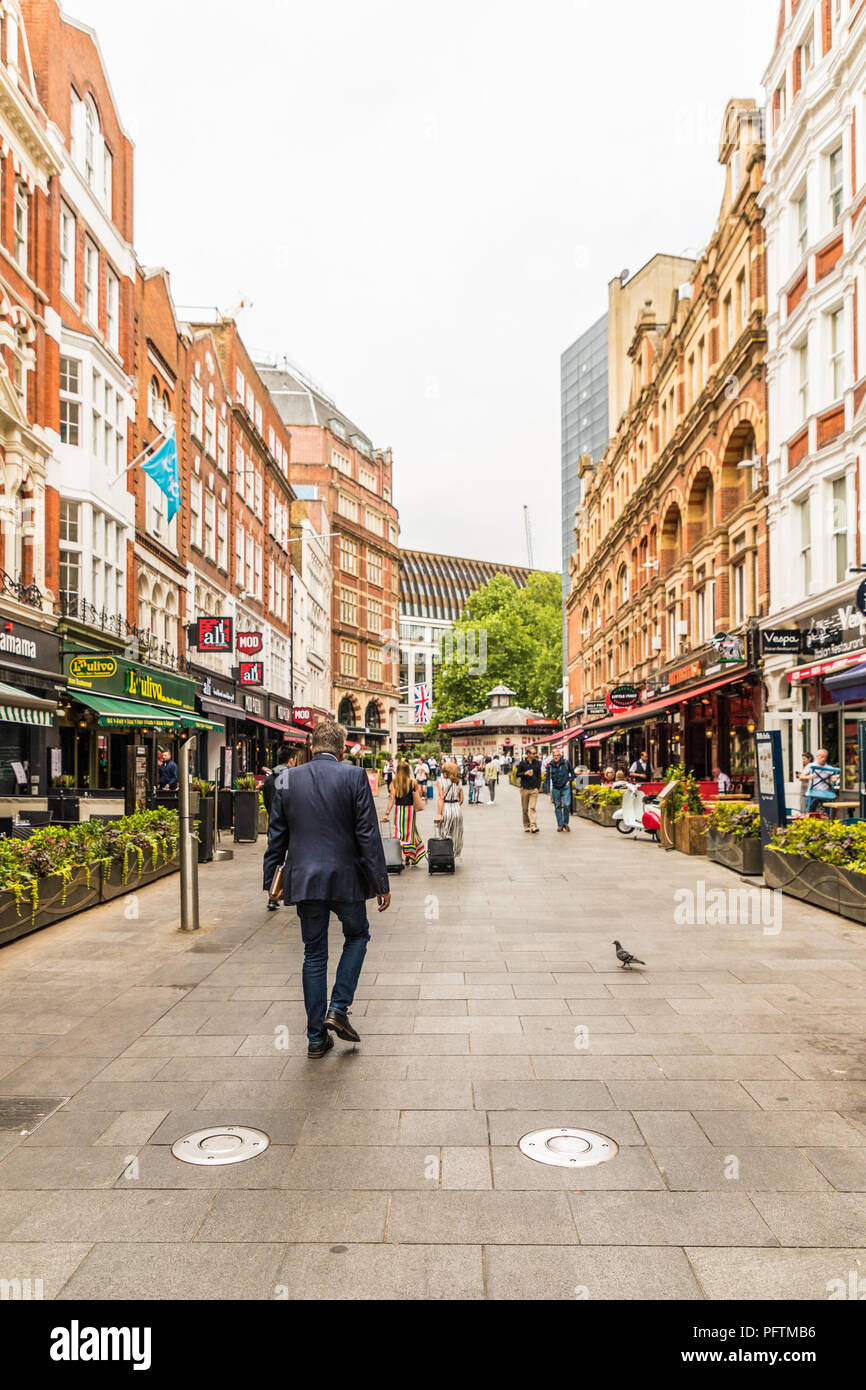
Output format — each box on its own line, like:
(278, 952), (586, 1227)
(236, 632), (263, 656)
(189, 617), (233, 653)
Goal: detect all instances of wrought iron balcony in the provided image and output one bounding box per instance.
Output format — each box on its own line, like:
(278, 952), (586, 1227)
(0, 569), (46, 611)
(58, 593), (195, 675)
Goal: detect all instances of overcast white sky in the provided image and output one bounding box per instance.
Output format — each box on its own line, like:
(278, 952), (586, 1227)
(67, 0), (777, 572)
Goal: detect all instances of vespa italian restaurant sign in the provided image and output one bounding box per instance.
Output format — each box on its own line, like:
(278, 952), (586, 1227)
(605, 684), (640, 713)
(761, 628), (802, 657)
(803, 602), (866, 661)
(64, 653), (196, 711)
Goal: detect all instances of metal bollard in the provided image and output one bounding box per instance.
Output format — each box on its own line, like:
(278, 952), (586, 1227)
(178, 736), (200, 932)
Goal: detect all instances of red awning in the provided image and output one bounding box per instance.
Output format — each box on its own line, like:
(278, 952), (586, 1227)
(246, 715), (295, 735)
(584, 736), (604, 748)
(787, 650), (866, 682)
(582, 668), (752, 734)
(529, 727), (580, 750)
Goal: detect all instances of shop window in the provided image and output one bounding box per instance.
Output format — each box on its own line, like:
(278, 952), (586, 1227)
(338, 696), (356, 726)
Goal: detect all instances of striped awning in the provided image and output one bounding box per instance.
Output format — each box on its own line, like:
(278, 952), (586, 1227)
(0, 680), (58, 727)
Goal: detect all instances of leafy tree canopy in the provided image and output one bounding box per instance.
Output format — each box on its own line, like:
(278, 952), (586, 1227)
(433, 571), (563, 724)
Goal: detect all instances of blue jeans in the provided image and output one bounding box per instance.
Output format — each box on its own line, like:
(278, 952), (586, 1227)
(297, 900), (371, 1044)
(551, 785), (571, 827)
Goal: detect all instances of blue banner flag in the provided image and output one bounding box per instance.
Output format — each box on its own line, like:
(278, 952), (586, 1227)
(140, 431), (181, 521)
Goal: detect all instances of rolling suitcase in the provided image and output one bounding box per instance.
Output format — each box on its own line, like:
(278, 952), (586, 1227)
(383, 825), (404, 875)
(428, 836), (455, 874)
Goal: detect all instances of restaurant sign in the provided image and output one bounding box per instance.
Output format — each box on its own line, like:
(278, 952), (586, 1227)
(269, 696), (293, 726)
(238, 661), (264, 687)
(189, 617), (233, 653)
(0, 619), (60, 675)
(761, 628), (802, 657)
(64, 653), (195, 711)
(803, 603), (866, 661)
(292, 707), (315, 728)
(606, 684), (640, 713)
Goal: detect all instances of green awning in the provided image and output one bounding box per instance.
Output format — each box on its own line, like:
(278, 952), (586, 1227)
(180, 714), (224, 733)
(0, 680), (58, 727)
(71, 692), (185, 729)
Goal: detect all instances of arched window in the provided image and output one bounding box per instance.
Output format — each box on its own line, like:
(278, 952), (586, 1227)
(365, 701), (382, 730)
(148, 377), (160, 424)
(137, 571), (151, 631)
(84, 97), (99, 189)
(338, 697), (356, 728)
(618, 565), (630, 604)
(163, 589), (178, 654)
(592, 596), (601, 631)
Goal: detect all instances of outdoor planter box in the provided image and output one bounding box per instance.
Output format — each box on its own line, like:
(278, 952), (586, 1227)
(763, 848), (866, 924)
(0, 891), (41, 947)
(0, 866), (101, 947)
(216, 789), (233, 831)
(673, 812), (709, 857)
(233, 790), (259, 844)
(196, 797), (216, 864)
(100, 849), (180, 903)
(706, 827), (763, 876)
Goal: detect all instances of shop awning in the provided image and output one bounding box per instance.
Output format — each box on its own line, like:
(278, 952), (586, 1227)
(787, 650), (866, 683)
(245, 714), (308, 743)
(529, 727), (580, 750)
(199, 697), (247, 720)
(0, 680), (58, 727)
(180, 714), (225, 733)
(582, 669), (752, 735)
(585, 736), (604, 748)
(823, 663), (866, 703)
(71, 692), (185, 729)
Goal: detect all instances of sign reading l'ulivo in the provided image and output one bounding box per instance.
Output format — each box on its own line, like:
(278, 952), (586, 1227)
(63, 653), (196, 711)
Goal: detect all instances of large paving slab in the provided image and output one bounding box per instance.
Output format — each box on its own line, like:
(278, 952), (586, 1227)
(1, 781), (865, 1299)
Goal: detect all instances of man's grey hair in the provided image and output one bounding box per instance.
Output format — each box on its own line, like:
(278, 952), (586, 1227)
(311, 719), (347, 756)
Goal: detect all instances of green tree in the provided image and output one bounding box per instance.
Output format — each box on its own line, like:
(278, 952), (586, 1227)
(434, 571), (563, 724)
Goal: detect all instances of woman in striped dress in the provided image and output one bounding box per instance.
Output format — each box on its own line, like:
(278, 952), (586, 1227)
(435, 761), (464, 859)
(382, 761), (426, 867)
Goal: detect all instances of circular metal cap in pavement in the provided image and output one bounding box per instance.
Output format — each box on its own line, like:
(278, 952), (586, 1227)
(171, 1125), (270, 1166)
(518, 1127), (618, 1169)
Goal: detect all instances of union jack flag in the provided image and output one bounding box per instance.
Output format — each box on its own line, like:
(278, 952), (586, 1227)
(413, 683), (431, 725)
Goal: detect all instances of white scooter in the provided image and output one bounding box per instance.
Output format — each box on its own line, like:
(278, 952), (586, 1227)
(613, 780), (675, 842)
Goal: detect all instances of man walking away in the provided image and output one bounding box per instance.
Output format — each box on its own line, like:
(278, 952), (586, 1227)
(262, 719), (390, 1058)
(549, 749), (575, 832)
(516, 750), (542, 833)
(484, 756), (498, 802)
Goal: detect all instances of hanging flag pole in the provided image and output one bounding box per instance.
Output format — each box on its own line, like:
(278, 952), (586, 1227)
(110, 423), (182, 523)
(109, 421), (176, 484)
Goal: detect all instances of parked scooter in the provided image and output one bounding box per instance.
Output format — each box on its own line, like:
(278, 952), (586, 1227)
(613, 782), (662, 842)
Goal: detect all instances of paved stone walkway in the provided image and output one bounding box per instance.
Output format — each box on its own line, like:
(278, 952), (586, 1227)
(0, 783), (865, 1300)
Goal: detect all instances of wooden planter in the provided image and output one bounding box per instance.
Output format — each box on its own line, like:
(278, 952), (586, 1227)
(763, 848), (866, 924)
(706, 827), (763, 877)
(673, 812), (709, 857)
(100, 848), (180, 903)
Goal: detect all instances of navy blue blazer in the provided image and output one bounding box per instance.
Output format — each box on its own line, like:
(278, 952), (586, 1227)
(262, 754), (389, 904)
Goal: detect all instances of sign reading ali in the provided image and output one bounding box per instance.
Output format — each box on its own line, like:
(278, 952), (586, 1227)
(189, 616), (233, 652)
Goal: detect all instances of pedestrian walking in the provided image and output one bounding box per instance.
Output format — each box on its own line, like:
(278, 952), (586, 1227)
(382, 761), (427, 866)
(262, 719), (390, 1058)
(383, 758), (395, 792)
(473, 760), (487, 805)
(516, 750), (542, 833)
(435, 760), (464, 858)
(797, 752), (813, 813)
(484, 756), (498, 802)
(548, 749), (575, 832)
(157, 748), (179, 791)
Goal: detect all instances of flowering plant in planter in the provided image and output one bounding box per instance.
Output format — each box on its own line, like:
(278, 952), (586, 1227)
(577, 787), (624, 808)
(663, 764), (706, 823)
(770, 818), (866, 871)
(707, 802), (761, 840)
(192, 778), (215, 798)
(0, 810), (181, 914)
(235, 775), (257, 792)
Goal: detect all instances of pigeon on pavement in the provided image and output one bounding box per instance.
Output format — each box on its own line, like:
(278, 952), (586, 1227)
(613, 940), (645, 969)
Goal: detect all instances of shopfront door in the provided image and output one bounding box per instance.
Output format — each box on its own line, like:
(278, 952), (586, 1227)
(767, 713), (817, 807)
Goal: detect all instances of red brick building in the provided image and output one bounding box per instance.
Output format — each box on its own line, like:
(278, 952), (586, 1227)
(258, 360), (400, 752)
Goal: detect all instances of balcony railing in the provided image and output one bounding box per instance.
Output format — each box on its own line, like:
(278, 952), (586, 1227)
(0, 569), (46, 611)
(58, 593), (195, 675)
